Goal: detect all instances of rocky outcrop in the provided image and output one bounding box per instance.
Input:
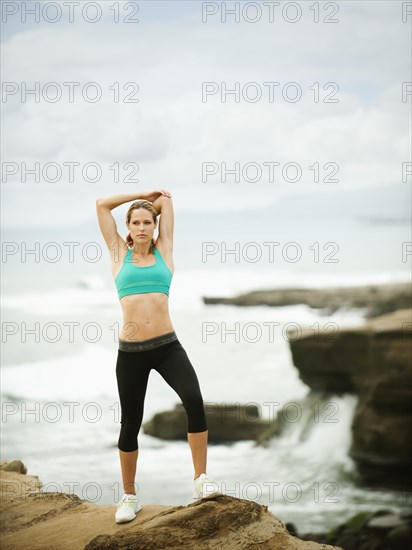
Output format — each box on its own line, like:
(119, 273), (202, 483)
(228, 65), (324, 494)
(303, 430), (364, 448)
(203, 282), (411, 318)
(299, 508), (412, 550)
(143, 402), (280, 443)
(287, 309), (412, 394)
(287, 309), (412, 490)
(0, 462), (343, 550)
(0, 459), (27, 474)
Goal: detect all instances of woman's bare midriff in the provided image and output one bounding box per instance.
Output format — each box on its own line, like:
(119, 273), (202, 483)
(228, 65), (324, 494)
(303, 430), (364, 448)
(118, 292), (175, 342)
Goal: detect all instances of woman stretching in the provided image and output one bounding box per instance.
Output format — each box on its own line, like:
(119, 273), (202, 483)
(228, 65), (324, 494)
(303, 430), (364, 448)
(96, 189), (219, 524)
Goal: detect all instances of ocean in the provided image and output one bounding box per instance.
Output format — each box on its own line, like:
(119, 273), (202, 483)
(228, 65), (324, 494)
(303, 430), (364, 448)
(1, 212), (410, 533)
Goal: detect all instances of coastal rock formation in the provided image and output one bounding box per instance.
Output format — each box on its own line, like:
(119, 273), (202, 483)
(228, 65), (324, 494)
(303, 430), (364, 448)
(0, 462), (343, 550)
(299, 508), (412, 550)
(287, 309), (412, 489)
(202, 282), (411, 318)
(143, 402), (280, 443)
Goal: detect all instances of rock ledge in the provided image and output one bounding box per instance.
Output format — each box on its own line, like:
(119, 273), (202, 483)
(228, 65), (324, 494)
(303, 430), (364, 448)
(0, 462), (343, 550)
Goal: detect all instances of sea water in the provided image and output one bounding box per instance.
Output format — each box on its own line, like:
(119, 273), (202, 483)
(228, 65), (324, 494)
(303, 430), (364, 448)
(1, 217), (410, 533)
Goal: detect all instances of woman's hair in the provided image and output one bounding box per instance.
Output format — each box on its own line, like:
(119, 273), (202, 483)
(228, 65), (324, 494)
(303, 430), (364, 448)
(125, 200), (158, 253)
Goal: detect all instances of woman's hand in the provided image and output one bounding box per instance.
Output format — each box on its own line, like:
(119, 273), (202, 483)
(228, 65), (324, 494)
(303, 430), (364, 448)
(141, 189), (172, 202)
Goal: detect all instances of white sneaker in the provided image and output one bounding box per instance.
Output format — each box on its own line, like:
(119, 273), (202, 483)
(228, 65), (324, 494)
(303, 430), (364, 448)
(193, 473), (221, 499)
(115, 493), (142, 524)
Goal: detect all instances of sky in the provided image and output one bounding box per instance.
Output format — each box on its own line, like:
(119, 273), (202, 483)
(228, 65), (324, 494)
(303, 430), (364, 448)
(1, 0), (411, 228)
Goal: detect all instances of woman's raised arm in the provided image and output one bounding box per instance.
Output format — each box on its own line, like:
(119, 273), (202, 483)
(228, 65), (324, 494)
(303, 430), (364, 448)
(96, 192), (150, 210)
(152, 195), (174, 249)
(96, 190), (173, 252)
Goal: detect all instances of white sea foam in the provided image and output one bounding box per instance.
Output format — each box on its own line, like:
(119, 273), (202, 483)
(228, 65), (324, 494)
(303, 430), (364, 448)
(2, 267), (409, 314)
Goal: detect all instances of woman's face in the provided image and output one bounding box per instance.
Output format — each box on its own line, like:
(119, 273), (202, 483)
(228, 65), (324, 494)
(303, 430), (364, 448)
(127, 208), (157, 243)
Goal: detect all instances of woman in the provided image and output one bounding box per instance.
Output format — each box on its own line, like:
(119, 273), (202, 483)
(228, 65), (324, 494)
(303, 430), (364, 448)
(96, 189), (219, 524)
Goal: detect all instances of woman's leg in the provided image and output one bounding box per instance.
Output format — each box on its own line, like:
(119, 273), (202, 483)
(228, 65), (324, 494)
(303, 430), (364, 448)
(119, 449), (139, 495)
(154, 341), (209, 479)
(116, 350), (152, 494)
(187, 431), (208, 479)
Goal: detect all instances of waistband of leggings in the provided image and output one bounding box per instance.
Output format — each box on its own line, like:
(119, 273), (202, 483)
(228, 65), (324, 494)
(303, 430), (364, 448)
(118, 330), (178, 352)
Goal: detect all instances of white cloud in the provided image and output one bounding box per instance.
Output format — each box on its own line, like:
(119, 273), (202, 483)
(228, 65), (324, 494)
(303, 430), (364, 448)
(1, 1), (410, 228)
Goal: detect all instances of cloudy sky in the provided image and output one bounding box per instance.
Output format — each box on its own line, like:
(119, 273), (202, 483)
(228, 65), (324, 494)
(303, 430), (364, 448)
(1, 0), (410, 228)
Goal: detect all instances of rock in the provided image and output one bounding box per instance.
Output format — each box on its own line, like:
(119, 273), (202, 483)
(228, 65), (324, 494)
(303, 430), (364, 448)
(285, 521), (298, 536)
(399, 507), (412, 519)
(357, 539), (382, 550)
(143, 402), (280, 443)
(0, 464), (343, 550)
(367, 514), (405, 530)
(349, 395), (412, 489)
(202, 282), (411, 318)
(0, 463), (42, 501)
(0, 460), (27, 474)
(288, 309), (412, 490)
(288, 329), (365, 393)
(301, 508), (412, 550)
(385, 523), (412, 549)
(287, 309), (411, 394)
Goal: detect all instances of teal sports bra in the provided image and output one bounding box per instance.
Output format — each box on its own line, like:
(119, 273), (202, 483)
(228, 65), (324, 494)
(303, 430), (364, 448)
(115, 247), (173, 300)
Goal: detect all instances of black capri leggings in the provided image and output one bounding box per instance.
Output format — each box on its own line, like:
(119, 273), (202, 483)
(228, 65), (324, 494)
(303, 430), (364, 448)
(116, 331), (208, 452)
